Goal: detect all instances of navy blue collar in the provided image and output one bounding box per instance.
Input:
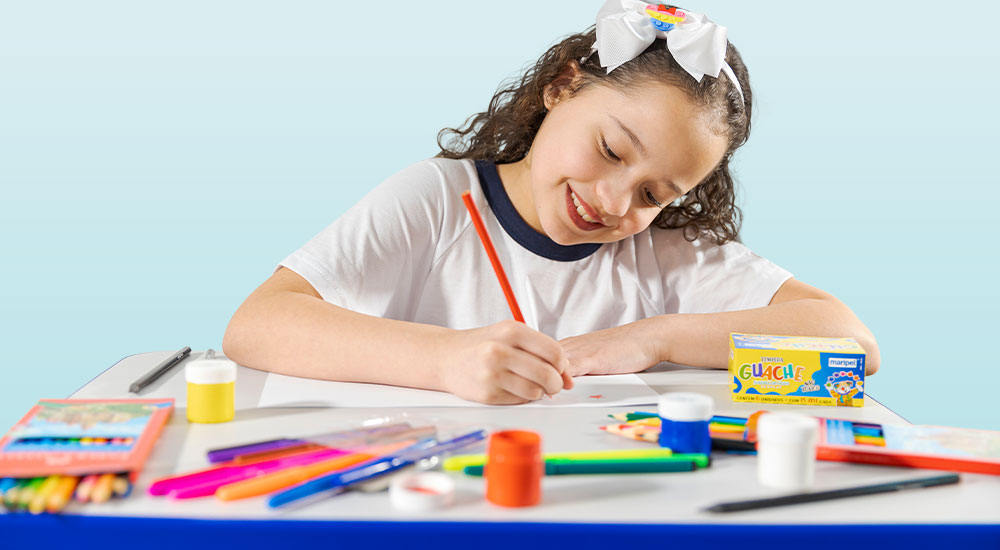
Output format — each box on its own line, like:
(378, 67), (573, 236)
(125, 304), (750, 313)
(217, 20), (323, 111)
(475, 160), (601, 262)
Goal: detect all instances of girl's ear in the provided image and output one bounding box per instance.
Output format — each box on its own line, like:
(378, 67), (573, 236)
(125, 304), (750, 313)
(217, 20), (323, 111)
(543, 60), (584, 110)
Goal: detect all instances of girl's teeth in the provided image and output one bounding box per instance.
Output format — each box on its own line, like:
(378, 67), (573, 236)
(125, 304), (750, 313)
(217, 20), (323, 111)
(571, 191), (597, 223)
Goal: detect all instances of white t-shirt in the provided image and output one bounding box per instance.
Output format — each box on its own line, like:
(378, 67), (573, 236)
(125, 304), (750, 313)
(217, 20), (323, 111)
(278, 158), (792, 340)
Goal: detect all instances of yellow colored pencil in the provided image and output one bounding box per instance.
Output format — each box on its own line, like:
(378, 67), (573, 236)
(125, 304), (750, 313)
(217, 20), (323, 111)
(46, 475), (80, 513)
(28, 475), (62, 515)
(709, 423), (745, 434)
(854, 435), (886, 446)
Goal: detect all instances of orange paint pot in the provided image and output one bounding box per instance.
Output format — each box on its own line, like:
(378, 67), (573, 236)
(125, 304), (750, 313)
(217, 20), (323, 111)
(485, 430), (542, 507)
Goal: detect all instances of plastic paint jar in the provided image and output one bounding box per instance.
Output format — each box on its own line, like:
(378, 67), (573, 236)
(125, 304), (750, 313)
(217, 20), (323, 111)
(756, 412), (819, 491)
(485, 430), (542, 507)
(186, 350), (236, 423)
(657, 392), (714, 454)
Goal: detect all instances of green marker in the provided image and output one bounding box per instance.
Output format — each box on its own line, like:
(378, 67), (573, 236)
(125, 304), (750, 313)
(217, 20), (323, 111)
(463, 456), (706, 476)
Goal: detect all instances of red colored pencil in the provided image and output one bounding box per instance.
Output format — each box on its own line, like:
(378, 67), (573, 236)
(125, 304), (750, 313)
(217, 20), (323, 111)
(461, 191), (525, 323)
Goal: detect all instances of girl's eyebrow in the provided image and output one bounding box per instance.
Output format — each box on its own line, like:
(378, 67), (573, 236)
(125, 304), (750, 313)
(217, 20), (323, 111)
(609, 115), (683, 196)
(610, 115), (647, 158)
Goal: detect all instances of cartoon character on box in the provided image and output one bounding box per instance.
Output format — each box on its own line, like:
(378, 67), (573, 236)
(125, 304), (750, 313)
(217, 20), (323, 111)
(825, 371), (863, 406)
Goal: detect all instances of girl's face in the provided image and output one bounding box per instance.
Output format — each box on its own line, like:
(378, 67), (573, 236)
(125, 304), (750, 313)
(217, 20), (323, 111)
(501, 80), (729, 246)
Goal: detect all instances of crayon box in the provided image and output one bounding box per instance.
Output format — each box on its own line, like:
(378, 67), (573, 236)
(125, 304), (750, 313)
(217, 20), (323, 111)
(728, 333), (866, 407)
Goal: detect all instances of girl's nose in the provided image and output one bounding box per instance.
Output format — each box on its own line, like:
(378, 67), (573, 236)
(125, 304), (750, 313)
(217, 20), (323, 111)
(595, 179), (631, 218)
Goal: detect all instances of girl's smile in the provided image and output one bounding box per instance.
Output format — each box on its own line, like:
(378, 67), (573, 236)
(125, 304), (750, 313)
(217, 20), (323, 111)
(566, 185), (605, 231)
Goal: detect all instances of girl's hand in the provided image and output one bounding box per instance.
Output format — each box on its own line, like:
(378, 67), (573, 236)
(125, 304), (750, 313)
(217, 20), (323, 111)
(438, 320), (573, 405)
(559, 318), (663, 377)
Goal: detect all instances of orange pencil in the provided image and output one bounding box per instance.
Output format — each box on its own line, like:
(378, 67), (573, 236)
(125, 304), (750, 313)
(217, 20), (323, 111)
(91, 473), (116, 503)
(461, 190), (524, 323)
(46, 475), (80, 513)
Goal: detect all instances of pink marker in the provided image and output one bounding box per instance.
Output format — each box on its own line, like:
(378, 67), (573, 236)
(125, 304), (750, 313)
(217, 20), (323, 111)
(148, 448), (347, 498)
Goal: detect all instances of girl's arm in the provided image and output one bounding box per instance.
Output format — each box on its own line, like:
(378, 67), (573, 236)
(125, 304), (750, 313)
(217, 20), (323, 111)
(222, 267), (571, 404)
(560, 278), (881, 376)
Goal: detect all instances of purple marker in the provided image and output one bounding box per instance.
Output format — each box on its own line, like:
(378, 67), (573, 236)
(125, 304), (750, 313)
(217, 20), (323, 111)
(206, 439), (304, 464)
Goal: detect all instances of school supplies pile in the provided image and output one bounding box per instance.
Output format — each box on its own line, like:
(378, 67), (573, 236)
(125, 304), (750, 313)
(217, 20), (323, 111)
(602, 411), (755, 451)
(146, 422), (487, 509)
(0, 398), (174, 513)
(602, 410), (1000, 476)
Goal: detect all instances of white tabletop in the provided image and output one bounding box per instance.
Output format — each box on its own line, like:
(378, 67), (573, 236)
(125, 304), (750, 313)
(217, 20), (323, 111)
(66, 350), (1000, 525)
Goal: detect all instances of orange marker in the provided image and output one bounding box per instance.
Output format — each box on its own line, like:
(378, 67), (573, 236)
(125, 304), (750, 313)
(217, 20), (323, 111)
(217, 453), (374, 501)
(461, 191), (525, 323)
(46, 475), (80, 513)
(91, 473), (116, 503)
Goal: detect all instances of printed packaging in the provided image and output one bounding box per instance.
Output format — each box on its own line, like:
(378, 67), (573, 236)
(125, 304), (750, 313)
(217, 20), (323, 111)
(729, 333), (866, 407)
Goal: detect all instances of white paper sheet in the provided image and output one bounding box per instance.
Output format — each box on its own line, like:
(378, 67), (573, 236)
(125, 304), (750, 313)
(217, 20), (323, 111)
(257, 372), (660, 408)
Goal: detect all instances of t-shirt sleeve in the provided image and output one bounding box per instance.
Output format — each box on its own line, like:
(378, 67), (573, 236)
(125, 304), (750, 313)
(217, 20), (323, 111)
(657, 232), (793, 314)
(276, 160), (448, 320)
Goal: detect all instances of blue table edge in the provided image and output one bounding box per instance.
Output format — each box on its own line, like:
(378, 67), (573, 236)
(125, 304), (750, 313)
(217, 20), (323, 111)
(1, 516), (997, 550)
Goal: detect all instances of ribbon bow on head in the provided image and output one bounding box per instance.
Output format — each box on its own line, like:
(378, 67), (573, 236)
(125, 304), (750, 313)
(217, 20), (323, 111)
(591, 0), (745, 105)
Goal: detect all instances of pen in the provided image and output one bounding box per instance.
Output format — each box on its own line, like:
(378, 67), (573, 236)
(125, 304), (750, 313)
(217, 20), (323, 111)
(704, 473), (961, 513)
(129, 346), (192, 393)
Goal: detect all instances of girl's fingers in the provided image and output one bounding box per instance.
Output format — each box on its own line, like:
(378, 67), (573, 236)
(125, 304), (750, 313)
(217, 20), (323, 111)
(503, 349), (566, 396)
(494, 369), (550, 402)
(495, 321), (570, 377)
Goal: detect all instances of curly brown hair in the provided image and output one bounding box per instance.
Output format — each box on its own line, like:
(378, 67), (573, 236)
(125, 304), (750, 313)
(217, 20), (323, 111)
(436, 27), (752, 244)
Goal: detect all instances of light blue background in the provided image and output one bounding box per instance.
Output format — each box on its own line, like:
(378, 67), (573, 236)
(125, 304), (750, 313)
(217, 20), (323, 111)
(2, 2), (997, 432)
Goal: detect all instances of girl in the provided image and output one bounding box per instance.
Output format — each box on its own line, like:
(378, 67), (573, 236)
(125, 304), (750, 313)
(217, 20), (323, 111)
(223, 1), (880, 405)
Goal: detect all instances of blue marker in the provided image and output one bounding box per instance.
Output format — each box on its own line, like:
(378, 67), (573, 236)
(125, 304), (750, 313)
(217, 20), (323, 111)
(268, 430), (487, 508)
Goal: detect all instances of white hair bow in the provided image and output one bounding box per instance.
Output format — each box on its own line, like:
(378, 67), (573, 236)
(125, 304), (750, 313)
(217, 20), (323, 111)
(592, 0), (745, 105)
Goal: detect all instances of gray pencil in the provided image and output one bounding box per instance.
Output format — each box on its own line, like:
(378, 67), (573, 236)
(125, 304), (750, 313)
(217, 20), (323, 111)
(128, 346), (192, 393)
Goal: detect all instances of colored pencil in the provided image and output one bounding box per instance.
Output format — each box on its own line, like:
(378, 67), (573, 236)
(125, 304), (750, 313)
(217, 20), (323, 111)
(91, 473), (116, 503)
(75, 474), (99, 503)
(2, 478), (26, 510)
(46, 475), (80, 513)
(461, 190), (524, 323)
(16, 477), (45, 511)
(111, 474), (133, 498)
(28, 475), (62, 514)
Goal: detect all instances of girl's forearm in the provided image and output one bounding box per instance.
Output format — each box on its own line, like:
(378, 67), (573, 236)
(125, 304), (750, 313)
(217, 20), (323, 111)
(222, 290), (452, 390)
(645, 298), (881, 375)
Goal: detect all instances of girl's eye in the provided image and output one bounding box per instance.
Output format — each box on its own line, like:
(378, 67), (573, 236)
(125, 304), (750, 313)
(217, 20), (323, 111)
(600, 137), (621, 162)
(645, 189), (664, 208)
